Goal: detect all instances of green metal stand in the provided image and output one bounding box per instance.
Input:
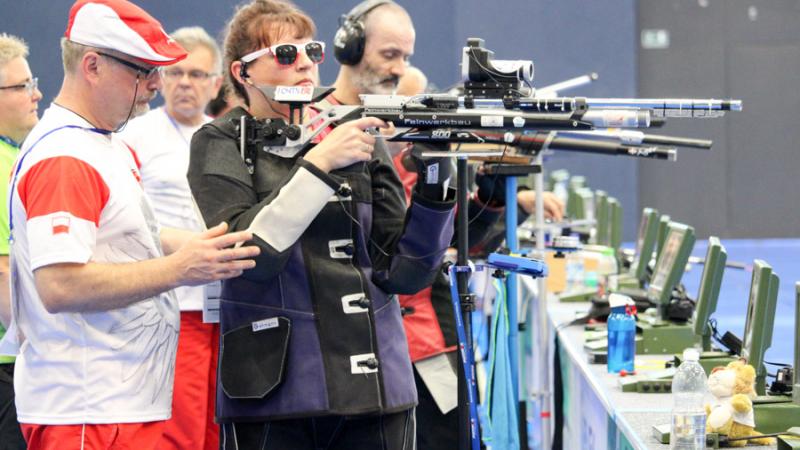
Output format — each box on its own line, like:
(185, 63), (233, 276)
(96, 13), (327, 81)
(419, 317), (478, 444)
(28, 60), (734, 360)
(617, 352), (736, 394)
(609, 273), (642, 291)
(557, 286), (598, 303)
(673, 351), (738, 376)
(636, 320), (698, 355)
(653, 428), (726, 448)
(619, 368), (675, 393)
(753, 397), (800, 435)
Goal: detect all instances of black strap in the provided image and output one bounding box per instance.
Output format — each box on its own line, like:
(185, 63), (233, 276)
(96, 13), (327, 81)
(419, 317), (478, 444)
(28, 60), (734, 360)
(552, 336), (563, 450)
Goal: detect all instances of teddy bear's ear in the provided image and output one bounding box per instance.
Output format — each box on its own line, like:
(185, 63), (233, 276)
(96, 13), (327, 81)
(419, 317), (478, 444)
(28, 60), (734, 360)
(732, 364), (757, 394)
(727, 360), (744, 370)
(737, 364), (756, 379)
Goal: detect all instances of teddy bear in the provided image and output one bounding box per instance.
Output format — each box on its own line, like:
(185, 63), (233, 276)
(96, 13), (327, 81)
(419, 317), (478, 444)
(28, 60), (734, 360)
(705, 360), (774, 447)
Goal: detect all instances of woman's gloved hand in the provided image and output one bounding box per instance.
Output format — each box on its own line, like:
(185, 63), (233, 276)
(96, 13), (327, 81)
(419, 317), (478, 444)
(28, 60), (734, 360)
(410, 143), (455, 201)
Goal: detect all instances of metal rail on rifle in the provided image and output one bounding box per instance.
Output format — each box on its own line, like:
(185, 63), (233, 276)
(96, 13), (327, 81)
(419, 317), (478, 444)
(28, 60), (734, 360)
(238, 88), (735, 164)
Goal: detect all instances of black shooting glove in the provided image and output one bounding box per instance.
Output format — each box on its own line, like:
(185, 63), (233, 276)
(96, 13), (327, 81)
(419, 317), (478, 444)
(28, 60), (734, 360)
(475, 172), (507, 207)
(410, 143), (456, 202)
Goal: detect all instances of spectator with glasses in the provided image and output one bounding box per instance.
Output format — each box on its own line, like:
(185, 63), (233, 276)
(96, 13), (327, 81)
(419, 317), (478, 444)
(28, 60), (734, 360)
(120, 26), (224, 450)
(0, 32), (42, 450)
(187, 0), (456, 448)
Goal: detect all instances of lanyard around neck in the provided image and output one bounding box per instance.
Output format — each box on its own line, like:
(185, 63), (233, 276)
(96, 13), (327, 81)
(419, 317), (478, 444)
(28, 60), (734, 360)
(163, 108), (193, 147)
(0, 135), (19, 149)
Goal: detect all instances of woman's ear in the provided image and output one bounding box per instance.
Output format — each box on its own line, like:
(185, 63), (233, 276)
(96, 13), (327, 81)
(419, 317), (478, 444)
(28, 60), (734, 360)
(231, 61), (247, 85)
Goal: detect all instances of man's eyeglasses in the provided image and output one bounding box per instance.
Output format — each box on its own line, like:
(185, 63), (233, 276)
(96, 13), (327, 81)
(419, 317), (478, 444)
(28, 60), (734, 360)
(161, 68), (216, 82)
(0, 77), (38, 96)
(241, 41), (325, 67)
(97, 52), (161, 79)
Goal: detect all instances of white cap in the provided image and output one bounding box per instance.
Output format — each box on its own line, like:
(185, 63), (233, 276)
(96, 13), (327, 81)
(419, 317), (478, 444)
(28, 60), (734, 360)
(64, 0), (187, 66)
(608, 293), (634, 308)
(682, 348), (700, 362)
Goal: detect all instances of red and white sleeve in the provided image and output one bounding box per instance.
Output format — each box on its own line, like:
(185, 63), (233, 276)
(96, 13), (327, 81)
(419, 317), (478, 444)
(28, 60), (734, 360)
(17, 156), (110, 270)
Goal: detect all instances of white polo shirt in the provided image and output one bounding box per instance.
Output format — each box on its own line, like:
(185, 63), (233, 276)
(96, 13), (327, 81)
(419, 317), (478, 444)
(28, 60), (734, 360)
(121, 107), (210, 311)
(9, 104), (179, 424)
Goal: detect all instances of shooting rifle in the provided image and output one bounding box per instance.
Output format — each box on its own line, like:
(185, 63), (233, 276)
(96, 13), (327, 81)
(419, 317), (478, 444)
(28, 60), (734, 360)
(237, 87), (737, 169)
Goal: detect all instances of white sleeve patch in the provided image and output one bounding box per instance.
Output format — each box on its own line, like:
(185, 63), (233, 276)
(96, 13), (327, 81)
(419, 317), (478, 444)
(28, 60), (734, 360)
(28, 213), (96, 270)
(248, 167), (336, 252)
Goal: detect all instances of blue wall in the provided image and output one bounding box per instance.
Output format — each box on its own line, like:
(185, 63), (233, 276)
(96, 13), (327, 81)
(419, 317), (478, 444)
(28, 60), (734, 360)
(0, 0), (638, 238)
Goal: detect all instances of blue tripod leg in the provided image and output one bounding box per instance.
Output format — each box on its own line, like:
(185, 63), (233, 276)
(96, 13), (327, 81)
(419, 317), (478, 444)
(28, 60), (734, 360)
(448, 264), (481, 450)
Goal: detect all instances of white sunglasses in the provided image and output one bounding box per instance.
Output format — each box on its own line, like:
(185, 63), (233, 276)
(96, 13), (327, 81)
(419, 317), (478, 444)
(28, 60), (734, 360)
(241, 41), (326, 66)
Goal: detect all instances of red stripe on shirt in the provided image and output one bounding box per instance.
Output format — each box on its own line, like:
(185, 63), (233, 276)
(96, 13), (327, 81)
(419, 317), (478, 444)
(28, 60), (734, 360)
(17, 156), (110, 225)
(124, 143), (142, 170)
(124, 144), (143, 182)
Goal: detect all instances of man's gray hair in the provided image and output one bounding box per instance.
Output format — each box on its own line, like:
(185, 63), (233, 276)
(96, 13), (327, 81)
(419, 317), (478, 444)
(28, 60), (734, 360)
(60, 38), (105, 75)
(170, 27), (222, 74)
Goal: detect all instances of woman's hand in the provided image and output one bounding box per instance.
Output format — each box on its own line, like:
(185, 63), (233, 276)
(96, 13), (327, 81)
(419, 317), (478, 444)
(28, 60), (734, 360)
(304, 117), (388, 172)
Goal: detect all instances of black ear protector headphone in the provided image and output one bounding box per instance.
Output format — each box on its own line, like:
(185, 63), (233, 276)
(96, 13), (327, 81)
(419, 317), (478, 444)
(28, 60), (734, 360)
(239, 62), (250, 81)
(333, 0), (395, 66)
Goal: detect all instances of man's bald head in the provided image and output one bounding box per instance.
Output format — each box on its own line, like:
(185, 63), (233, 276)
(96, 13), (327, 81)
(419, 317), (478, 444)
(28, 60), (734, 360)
(347, 2), (415, 95)
(363, 3), (413, 39)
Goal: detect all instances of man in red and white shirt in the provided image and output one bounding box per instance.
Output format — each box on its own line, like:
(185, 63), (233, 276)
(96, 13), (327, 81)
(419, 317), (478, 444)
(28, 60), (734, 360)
(121, 26), (223, 450)
(6, 2), (259, 449)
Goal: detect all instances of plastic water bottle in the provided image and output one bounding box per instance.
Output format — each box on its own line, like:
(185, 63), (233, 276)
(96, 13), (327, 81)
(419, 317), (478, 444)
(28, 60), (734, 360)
(670, 348), (707, 449)
(607, 294), (636, 373)
(565, 250), (585, 290)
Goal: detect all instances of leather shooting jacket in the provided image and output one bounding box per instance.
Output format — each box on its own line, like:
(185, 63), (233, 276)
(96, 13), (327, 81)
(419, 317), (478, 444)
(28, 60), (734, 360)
(188, 107), (456, 421)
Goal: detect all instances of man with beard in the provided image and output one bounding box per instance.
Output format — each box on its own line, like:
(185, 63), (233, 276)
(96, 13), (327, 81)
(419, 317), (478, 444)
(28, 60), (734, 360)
(325, 5), (565, 448)
(325, 4), (464, 449)
(121, 26), (224, 450)
(6, 1), (259, 449)
(327, 0), (413, 103)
